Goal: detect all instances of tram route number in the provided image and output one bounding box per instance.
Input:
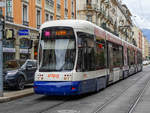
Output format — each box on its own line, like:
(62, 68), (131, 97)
(48, 74), (59, 79)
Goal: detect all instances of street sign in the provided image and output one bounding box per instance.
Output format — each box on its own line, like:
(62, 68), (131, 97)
(18, 29), (30, 36)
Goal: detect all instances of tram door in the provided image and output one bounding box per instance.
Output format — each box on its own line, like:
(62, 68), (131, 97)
(107, 42), (114, 84)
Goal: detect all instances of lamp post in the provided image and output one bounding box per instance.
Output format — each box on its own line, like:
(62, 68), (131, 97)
(0, 7), (4, 97)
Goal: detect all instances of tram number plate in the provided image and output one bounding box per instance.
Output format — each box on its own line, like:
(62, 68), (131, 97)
(48, 74), (59, 79)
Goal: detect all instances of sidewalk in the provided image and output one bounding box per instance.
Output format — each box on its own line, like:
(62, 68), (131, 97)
(0, 88), (34, 103)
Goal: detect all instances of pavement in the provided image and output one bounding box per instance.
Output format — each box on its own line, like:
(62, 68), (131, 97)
(0, 87), (34, 103)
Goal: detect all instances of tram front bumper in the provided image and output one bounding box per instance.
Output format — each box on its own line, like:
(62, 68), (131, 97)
(34, 81), (80, 95)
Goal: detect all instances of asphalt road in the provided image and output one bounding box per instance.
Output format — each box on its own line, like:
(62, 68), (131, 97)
(1, 65), (150, 113)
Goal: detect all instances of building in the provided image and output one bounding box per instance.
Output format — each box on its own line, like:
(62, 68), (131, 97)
(132, 26), (142, 49)
(1, 0), (76, 63)
(143, 37), (149, 60)
(76, 0), (133, 43)
(149, 43), (150, 59)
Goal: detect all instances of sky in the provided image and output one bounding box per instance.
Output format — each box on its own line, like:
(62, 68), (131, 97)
(122, 0), (150, 29)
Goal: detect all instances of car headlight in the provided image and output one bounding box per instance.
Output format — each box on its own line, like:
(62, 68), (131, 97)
(7, 71), (17, 75)
(6, 71), (18, 79)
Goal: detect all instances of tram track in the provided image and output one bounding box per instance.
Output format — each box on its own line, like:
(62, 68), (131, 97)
(92, 71), (150, 113)
(38, 100), (67, 113)
(127, 74), (150, 113)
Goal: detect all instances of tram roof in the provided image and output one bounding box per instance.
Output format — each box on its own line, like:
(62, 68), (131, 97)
(40, 20), (141, 52)
(40, 20), (96, 30)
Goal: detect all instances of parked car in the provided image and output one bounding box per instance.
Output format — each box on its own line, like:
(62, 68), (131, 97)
(3, 59), (37, 90)
(143, 60), (150, 65)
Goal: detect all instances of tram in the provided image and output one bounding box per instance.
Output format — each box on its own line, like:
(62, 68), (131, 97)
(34, 20), (142, 95)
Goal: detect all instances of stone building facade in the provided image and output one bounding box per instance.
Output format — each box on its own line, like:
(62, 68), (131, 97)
(76, 0), (133, 43)
(132, 26), (143, 49)
(143, 36), (149, 60)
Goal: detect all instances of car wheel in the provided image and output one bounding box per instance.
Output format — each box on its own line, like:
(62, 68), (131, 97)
(17, 76), (25, 90)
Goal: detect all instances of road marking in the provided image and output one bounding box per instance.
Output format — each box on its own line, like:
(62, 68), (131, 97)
(57, 110), (80, 113)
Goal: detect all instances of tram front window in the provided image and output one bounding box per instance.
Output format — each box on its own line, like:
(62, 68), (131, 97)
(39, 39), (76, 72)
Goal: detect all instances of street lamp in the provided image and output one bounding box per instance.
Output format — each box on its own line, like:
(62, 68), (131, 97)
(0, 7), (4, 97)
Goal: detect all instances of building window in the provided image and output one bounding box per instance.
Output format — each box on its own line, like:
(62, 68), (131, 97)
(22, 4), (29, 26)
(45, 13), (49, 21)
(65, 0), (67, 9)
(64, 0), (68, 18)
(72, 0), (74, 18)
(72, 0), (74, 12)
(3, 39), (15, 48)
(6, 0), (13, 22)
(36, 0), (41, 5)
(45, 13), (53, 21)
(3, 53), (15, 64)
(20, 38), (30, 49)
(86, 0), (91, 5)
(86, 15), (92, 22)
(50, 0), (54, 7)
(50, 15), (53, 20)
(45, 0), (54, 11)
(57, 0), (61, 15)
(36, 9), (41, 29)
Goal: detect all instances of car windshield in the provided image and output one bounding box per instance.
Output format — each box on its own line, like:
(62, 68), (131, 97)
(4, 60), (25, 69)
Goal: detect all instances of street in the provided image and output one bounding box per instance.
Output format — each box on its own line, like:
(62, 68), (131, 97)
(0, 65), (150, 113)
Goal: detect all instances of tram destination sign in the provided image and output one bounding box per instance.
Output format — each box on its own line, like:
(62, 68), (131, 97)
(42, 27), (75, 39)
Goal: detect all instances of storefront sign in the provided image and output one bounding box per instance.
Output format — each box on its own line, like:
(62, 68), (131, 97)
(6, 29), (14, 39)
(18, 29), (29, 36)
(20, 49), (29, 53)
(3, 48), (15, 53)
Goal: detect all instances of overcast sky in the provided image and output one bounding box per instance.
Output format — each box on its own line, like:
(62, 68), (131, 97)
(122, 0), (150, 29)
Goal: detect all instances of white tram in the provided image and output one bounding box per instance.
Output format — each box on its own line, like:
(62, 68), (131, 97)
(34, 20), (142, 95)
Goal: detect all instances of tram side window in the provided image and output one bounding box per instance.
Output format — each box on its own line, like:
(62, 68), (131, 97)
(76, 32), (95, 72)
(112, 44), (123, 67)
(95, 40), (106, 69)
(128, 49), (135, 65)
(137, 52), (142, 64)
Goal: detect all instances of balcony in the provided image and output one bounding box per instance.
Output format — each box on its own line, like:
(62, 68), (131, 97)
(84, 4), (98, 11)
(97, 8), (106, 18)
(23, 20), (29, 26)
(111, 0), (118, 5)
(6, 16), (13, 22)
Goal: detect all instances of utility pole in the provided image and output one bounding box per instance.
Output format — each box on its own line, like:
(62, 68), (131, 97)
(0, 0), (5, 97)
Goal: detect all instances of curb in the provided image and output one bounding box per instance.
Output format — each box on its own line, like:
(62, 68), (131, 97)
(0, 88), (34, 103)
